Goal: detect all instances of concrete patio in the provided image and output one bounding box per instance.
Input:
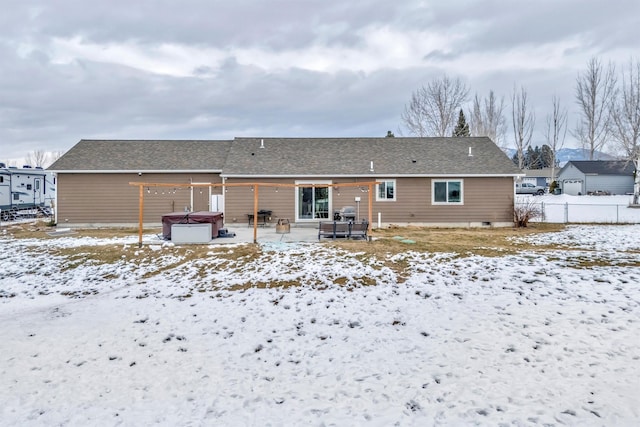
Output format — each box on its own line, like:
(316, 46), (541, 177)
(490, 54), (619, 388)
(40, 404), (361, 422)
(216, 224), (322, 244)
(146, 223), (323, 245)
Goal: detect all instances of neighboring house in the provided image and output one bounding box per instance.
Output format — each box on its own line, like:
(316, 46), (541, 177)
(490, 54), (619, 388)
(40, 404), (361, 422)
(557, 160), (635, 195)
(49, 137), (523, 227)
(521, 168), (553, 188)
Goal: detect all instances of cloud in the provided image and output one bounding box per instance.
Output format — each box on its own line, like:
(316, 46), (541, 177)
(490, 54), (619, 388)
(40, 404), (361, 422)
(1, 0), (639, 164)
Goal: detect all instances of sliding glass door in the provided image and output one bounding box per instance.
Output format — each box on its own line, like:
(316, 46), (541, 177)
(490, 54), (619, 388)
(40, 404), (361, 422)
(296, 181), (331, 221)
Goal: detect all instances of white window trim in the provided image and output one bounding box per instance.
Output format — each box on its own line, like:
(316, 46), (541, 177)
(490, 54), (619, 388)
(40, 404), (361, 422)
(432, 179), (464, 205)
(375, 179), (396, 201)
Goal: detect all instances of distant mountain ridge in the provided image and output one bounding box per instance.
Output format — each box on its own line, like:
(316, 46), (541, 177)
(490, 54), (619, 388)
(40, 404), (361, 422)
(503, 147), (617, 166)
(554, 148), (618, 164)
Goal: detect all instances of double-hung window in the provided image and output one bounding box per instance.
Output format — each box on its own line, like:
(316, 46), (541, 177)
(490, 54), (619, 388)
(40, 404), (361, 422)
(432, 179), (463, 204)
(376, 179), (396, 201)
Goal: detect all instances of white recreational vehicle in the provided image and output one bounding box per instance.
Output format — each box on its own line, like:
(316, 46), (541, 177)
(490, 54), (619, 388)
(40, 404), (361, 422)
(0, 163), (54, 221)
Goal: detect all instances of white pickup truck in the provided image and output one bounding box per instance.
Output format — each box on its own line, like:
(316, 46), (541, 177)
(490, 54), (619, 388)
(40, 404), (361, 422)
(515, 182), (546, 195)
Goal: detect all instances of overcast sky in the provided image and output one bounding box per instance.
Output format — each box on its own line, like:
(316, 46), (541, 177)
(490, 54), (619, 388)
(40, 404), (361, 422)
(1, 0), (639, 166)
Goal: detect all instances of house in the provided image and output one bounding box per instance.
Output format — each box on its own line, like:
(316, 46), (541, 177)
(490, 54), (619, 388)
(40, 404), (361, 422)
(48, 137), (523, 228)
(557, 160), (635, 195)
(521, 168), (553, 188)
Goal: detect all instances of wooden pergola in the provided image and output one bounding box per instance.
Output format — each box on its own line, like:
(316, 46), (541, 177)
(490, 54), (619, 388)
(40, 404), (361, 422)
(129, 181), (380, 246)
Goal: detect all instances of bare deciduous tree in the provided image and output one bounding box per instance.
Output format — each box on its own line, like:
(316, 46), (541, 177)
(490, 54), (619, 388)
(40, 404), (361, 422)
(24, 150), (49, 168)
(401, 75), (469, 137)
(543, 95), (568, 186)
(511, 85), (535, 169)
(470, 90), (507, 147)
(610, 58), (640, 204)
(574, 57), (617, 159)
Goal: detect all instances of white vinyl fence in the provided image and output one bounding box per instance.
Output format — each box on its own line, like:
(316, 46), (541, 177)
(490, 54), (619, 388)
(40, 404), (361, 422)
(516, 195), (640, 224)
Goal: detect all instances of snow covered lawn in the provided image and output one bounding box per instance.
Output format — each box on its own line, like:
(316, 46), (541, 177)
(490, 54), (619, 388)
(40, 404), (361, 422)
(1, 224), (639, 425)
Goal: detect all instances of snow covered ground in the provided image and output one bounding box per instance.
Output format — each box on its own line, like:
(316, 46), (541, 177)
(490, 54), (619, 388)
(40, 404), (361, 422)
(1, 224), (639, 426)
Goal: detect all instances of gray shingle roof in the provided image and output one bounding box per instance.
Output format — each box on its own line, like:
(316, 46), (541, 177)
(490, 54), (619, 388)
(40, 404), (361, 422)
(223, 137), (522, 176)
(48, 137), (522, 177)
(48, 139), (232, 171)
(565, 160), (635, 175)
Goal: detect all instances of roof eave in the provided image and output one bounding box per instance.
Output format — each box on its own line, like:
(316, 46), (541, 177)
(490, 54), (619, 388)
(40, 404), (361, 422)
(222, 173), (524, 179)
(49, 169), (223, 174)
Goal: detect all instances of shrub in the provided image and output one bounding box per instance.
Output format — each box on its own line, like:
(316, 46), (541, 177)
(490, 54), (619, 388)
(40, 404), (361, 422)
(514, 200), (543, 227)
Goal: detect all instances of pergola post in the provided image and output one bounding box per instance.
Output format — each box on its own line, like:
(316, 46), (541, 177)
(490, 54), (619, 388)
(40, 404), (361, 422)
(138, 184), (144, 248)
(368, 183), (373, 236)
(253, 185), (259, 244)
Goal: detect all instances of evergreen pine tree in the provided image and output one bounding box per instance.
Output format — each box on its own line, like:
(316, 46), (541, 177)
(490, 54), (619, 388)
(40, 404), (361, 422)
(512, 152), (519, 166)
(540, 144), (553, 168)
(452, 109), (470, 137)
(525, 146), (536, 169)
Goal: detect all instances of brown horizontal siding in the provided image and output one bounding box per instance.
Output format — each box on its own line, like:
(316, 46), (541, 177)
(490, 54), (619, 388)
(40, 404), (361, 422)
(224, 178), (297, 225)
(463, 177), (515, 223)
(331, 178), (381, 222)
(224, 178), (380, 224)
(57, 174), (514, 226)
(372, 177), (426, 223)
(57, 173), (221, 225)
(368, 177), (514, 224)
(223, 176), (514, 225)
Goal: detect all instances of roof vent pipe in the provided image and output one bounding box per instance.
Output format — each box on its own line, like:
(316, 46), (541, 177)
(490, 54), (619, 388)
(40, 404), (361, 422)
(468, 147), (473, 157)
(369, 161), (374, 172)
(260, 139), (265, 148)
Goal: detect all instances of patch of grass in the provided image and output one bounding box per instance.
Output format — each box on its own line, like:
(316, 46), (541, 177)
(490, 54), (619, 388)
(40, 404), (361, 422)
(3, 221), (565, 260)
(210, 244), (262, 261)
(222, 280), (301, 292)
(327, 223), (565, 258)
(12, 221), (635, 276)
(136, 244), (264, 280)
(563, 256), (640, 269)
(54, 247), (129, 268)
(2, 222), (143, 240)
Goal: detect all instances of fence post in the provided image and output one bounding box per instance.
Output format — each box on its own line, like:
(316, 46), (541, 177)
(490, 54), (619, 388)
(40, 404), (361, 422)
(541, 202), (545, 222)
(617, 204), (619, 223)
(564, 202), (569, 223)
